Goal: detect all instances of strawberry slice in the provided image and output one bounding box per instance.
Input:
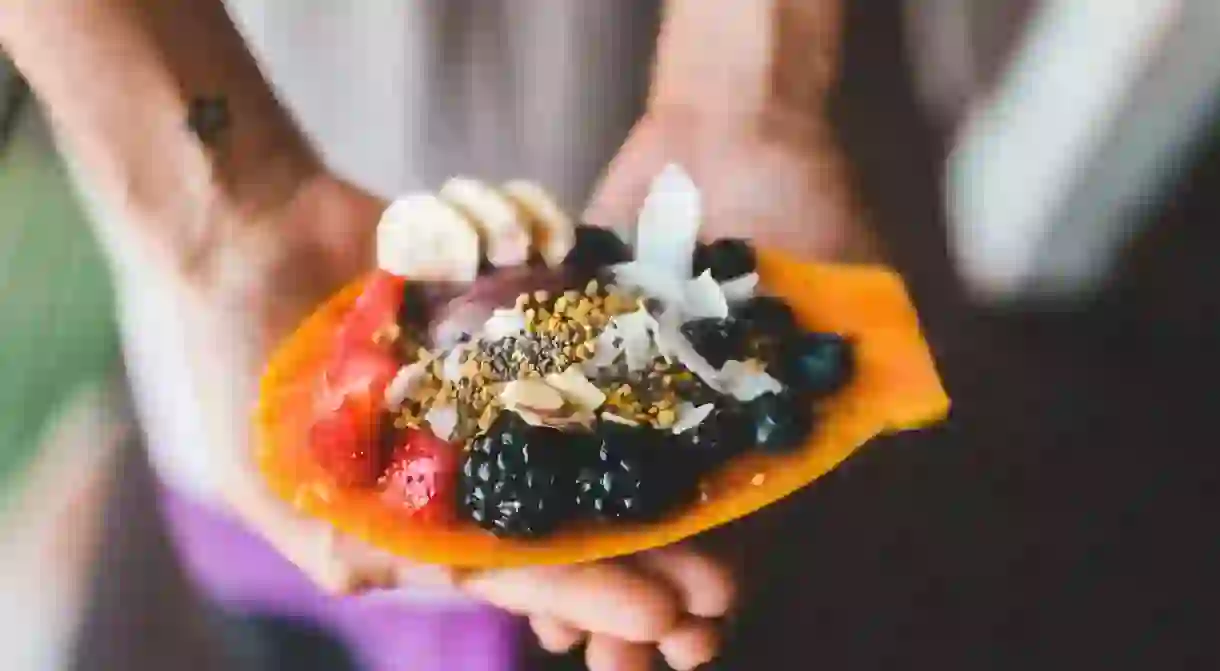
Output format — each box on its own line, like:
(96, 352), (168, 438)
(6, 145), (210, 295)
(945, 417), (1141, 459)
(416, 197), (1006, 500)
(309, 390), (384, 487)
(335, 270), (406, 350)
(378, 428), (460, 524)
(311, 271), (407, 485)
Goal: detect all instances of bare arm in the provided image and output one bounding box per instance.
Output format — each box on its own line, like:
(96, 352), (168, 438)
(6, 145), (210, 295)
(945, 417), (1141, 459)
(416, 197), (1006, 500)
(651, 0), (843, 123)
(0, 0), (319, 277)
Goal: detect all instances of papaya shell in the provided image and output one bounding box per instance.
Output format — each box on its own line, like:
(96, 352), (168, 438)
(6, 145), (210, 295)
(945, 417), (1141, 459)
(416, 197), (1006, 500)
(255, 250), (949, 568)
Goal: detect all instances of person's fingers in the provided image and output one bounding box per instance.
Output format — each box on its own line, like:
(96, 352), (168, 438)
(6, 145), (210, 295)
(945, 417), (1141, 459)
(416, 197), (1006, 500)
(582, 119), (667, 230)
(635, 544), (737, 619)
(322, 530), (459, 596)
(529, 615), (585, 654)
(584, 634), (656, 671)
(461, 561), (682, 642)
(658, 618), (722, 671)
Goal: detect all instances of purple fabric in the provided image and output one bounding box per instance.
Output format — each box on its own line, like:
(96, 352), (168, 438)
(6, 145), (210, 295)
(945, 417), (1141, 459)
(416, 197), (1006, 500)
(156, 486), (524, 671)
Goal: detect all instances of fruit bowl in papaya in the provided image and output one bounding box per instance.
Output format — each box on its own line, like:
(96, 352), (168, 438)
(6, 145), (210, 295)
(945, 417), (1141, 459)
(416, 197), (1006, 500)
(254, 166), (949, 569)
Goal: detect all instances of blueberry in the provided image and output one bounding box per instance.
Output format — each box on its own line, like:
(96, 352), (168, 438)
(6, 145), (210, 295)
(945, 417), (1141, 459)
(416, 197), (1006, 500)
(674, 401), (754, 468)
(779, 332), (854, 396)
(733, 295), (799, 337)
(748, 390), (815, 453)
(564, 225), (631, 272)
(693, 238), (757, 281)
(679, 318), (749, 368)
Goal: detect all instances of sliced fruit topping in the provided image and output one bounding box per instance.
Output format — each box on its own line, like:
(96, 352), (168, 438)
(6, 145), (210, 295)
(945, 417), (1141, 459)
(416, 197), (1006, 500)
(335, 271), (404, 351)
(748, 389), (815, 453)
(460, 412), (580, 538)
(324, 271), (404, 406)
(309, 391), (384, 487)
(376, 193), (480, 282)
(502, 180), (576, 267)
(379, 428), (460, 523)
(439, 177), (532, 269)
(693, 238), (757, 282)
(779, 332), (854, 396)
(576, 421), (699, 522)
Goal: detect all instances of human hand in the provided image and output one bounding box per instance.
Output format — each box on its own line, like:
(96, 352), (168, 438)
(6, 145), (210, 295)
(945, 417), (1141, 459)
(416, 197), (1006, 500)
(159, 170), (740, 671)
(565, 92), (877, 670)
(584, 103), (881, 265)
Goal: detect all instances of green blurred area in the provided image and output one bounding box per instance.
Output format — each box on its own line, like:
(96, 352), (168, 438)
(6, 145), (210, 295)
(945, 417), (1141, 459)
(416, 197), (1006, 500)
(0, 102), (119, 489)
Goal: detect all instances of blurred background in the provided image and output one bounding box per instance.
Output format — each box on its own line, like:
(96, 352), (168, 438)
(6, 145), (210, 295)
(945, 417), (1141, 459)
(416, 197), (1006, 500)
(3, 1), (1220, 669)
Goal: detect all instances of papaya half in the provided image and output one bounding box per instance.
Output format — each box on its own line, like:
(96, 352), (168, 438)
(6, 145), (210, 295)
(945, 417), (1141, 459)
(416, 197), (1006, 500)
(255, 249), (949, 568)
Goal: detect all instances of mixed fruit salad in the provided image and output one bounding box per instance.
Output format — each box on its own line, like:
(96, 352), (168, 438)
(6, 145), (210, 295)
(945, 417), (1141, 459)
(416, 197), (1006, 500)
(306, 165), (856, 539)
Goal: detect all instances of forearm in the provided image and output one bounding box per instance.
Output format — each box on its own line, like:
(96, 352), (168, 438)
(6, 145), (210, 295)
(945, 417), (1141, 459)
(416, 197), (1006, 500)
(651, 0), (843, 121)
(0, 0), (318, 267)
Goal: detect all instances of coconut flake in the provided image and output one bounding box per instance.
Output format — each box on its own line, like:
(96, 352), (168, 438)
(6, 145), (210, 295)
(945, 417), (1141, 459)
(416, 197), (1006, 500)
(654, 309), (724, 391)
(501, 378), (566, 412)
(425, 403), (458, 440)
(441, 344), (472, 382)
(721, 273), (760, 303)
(481, 308), (528, 341)
(611, 308), (660, 372)
(633, 164), (701, 281)
(720, 359), (784, 401)
(671, 402), (715, 435)
(683, 270), (729, 320)
(610, 261), (685, 306)
(584, 329), (621, 373)
(384, 358), (432, 408)
(545, 366), (607, 412)
(601, 411), (640, 426)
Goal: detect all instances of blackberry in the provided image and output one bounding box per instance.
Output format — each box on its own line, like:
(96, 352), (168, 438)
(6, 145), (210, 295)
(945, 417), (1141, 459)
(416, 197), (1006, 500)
(564, 225), (631, 274)
(680, 317), (749, 368)
(778, 332), (854, 397)
(694, 238), (756, 281)
(576, 422), (699, 522)
(674, 400), (754, 469)
(748, 389), (815, 453)
(459, 412), (580, 537)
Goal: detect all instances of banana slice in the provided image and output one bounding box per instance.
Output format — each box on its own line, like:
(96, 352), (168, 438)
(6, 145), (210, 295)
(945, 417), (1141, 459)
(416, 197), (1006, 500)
(438, 177), (531, 268)
(502, 179), (575, 267)
(376, 193), (480, 282)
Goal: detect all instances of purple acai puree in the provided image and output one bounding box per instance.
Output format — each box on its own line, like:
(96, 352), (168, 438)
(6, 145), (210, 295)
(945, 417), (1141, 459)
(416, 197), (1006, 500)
(427, 264), (578, 347)
(157, 484), (524, 671)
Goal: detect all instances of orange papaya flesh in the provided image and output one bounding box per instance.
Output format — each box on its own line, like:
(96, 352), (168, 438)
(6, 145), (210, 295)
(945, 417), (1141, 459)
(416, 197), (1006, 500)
(255, 250), (950, 568)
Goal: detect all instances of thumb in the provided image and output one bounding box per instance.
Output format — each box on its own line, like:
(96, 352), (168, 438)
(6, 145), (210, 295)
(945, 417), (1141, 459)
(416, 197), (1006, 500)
(583, 120), (668, 230)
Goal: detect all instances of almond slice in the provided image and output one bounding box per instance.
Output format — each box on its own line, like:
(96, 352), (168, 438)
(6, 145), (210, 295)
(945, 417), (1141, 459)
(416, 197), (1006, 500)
(502, 180), (575, 267)
(439, 177), (531, 268)
(500, 378), (566, 413)
(545, 365), (607, 412)
(376, 193), (480, 282)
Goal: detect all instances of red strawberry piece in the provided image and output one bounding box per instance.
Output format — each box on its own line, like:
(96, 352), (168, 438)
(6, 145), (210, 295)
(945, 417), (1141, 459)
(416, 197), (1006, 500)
(379, 428), (460, 524)
(336, 270), (405, 350)
(309, 391), (384, 487)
